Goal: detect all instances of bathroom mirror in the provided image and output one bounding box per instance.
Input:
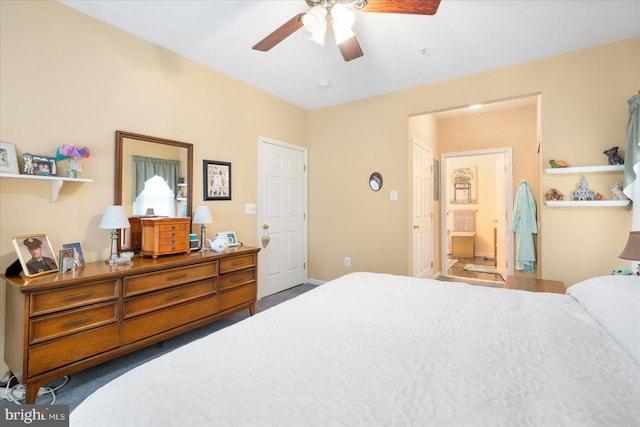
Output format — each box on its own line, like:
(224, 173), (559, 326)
(369, 172), (383, 191)
(115, 130), (193, 250)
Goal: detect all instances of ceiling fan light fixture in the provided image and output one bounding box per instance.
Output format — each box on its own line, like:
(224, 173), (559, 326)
(331, 4), (356, 44)
(302, 5), (327, 45)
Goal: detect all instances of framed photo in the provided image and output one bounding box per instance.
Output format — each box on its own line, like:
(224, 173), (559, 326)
(22, 153), (57, 176)
(59, 248), (76, 273)
(203, 160), (231, 201)
(63, 242), (86, 268)
(217, 231), (239, 247)
(0, 142), (20, 174)
(12, 234), (58, 277)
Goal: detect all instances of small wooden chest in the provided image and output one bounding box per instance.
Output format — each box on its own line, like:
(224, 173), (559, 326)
(140, 217), (191, 258)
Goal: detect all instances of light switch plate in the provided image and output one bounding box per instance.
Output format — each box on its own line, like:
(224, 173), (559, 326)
(390, 190), (398, 201)
(245, 203), (257, 214)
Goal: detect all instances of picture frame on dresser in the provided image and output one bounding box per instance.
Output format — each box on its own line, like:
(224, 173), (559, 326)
(22, 153), (57, 176)
(62, 242), (86, 267)
(12, 233), (58, 277)
(58, 248), (76, 273)
(203, 160), (231, 200)
(0, 142), (20, 174)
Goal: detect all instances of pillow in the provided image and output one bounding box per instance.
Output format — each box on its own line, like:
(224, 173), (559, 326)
(567, 275), (639, 363)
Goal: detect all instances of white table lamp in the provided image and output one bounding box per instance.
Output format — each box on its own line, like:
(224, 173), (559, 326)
(99, 205), (130, 265)
(192, 206), (213, 251)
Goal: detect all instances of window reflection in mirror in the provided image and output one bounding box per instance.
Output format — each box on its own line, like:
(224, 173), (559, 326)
(115, 131), (193, 220)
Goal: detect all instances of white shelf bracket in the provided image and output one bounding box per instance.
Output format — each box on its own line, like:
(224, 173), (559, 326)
(51, 179), (64, 202)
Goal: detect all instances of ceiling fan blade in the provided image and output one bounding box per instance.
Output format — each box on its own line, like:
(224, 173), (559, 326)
(362, 0), (441, 15)
(337, 36), (364, 62)
(252, 13), (305, 52)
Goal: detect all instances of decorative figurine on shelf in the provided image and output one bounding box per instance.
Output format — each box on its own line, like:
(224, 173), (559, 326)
(544, 188), (565, 201)
(609, 182), (629, 200)
(572, 177), (595, 201)
(594, 192), (604, 200)
(603, 146), (624, 165)
(55, 143), (90, 178)
(549, 159), (569, 168)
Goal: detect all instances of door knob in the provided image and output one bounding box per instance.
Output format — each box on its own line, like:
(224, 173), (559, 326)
(262, 224), (270, 248)
(413, 225), (420, 229)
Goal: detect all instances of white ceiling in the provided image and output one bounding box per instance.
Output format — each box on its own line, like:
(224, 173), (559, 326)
(57, 0), (640, 111)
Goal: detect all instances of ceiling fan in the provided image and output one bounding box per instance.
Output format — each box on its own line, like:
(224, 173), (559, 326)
(252, 0), (442, 62)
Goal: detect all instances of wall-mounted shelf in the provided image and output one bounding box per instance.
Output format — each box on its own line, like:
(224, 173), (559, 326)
(545, 164), (624, 175)
(0, 172), (93, 202)
(545, 200), (630, 207)
(545, 164), (628, 207)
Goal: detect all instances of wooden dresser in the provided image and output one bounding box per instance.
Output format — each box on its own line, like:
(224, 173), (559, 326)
(2, 246), (259, 404)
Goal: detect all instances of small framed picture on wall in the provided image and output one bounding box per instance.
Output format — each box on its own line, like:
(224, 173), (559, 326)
(203, 160), (231, 201)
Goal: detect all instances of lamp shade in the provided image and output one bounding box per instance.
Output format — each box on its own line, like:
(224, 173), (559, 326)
(98, 206), (130, 229)
(192, 206), (213, 224)
(619, 231), (640, 261)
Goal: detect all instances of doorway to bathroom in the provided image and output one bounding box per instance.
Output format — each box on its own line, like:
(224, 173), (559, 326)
(441, 149), (513, 284)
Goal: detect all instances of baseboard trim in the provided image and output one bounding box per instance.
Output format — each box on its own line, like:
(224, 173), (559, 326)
(306, 278), (325, 286)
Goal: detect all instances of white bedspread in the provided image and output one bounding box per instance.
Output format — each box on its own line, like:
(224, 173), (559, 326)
(71, 273), (640, 426)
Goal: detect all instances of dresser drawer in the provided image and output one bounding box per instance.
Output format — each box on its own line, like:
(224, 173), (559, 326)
(124, 279), (217, 319)
(29, 302), (119, 345)
(219, 269), (256, 291)
(157, 222), (188, 233)
(220, 254), (256, 274)
(124, 262), (217, 297)
(158, 240), (189, 253)
(122, 296), (218, 344)
(219, 283), (257, 312)
(28, 324), (120, 377)
(30, 280), (119, 317)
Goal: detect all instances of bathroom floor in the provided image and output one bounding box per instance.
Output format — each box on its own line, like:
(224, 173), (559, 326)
(446, 255), (505, 283)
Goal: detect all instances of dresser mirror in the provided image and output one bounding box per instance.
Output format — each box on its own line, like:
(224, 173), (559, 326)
(115, 130), (193, 251)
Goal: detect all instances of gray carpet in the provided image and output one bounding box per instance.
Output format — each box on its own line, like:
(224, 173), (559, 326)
(0, 283), (317, 410)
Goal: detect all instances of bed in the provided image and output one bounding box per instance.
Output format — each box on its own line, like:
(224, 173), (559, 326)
(71, 272), (640, 426)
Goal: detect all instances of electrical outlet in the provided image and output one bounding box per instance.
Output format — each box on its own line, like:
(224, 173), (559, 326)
(344, 257), (351, 267)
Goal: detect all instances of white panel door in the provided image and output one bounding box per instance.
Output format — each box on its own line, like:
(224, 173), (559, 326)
(412, 140), (434, 278)
(258, 138), (307, 298)
(495, 154), (508, 279)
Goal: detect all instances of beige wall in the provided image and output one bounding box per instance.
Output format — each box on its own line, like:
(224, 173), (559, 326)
(308, 37), (639, 284)
(0, 1), (307, 373)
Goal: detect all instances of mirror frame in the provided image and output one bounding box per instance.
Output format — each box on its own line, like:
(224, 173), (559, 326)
(115, 130), (194, 219)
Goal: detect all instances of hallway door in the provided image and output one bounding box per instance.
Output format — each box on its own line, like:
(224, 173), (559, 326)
(258, 137), (307, 298)
(412, 139), (434, 278)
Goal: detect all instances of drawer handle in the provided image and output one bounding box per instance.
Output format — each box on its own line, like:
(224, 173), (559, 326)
(231, 277), (245, 283)
(171, 225), (176, 230)
(231, 260), (246, 266)
(167, 274), (187, 280)
(62, 316), (94, 328)
(165, 292), (186, 301)
(63, 292), (95, 301)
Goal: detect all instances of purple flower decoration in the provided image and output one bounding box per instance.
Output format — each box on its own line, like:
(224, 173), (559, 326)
(56, 144), (90, 160)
